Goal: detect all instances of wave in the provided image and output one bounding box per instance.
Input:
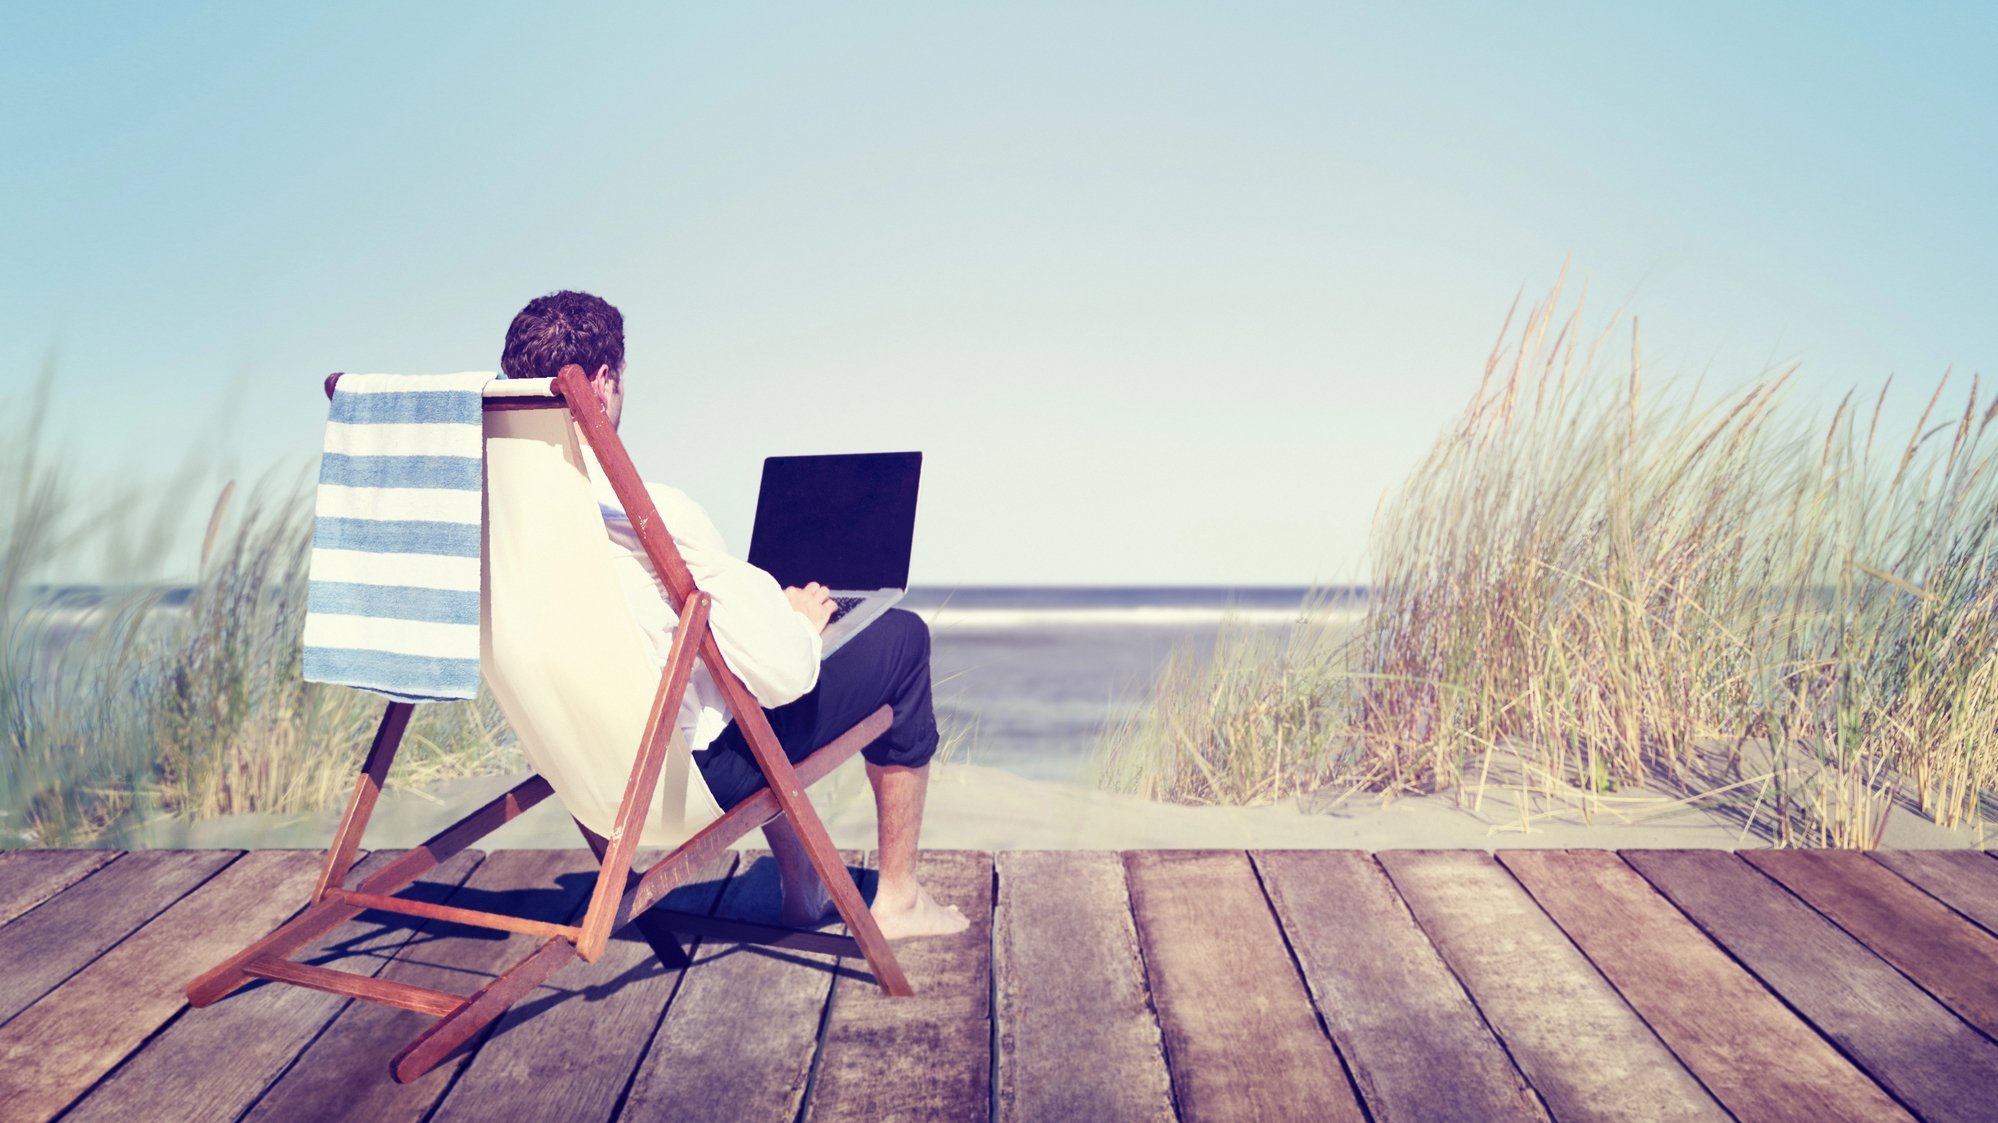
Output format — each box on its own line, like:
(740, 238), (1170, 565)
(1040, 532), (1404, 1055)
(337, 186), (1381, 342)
(22, 584), (1364, 633)
(911, 605), (1365, 630)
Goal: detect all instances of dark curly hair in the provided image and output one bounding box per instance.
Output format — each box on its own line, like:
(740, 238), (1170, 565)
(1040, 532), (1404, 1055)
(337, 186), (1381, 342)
(500, 290), (624, 379)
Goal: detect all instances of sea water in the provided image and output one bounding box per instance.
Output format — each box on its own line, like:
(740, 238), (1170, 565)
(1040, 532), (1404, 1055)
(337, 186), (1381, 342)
(902, 587), (1355, 783)
(22, 584), (1357, 787)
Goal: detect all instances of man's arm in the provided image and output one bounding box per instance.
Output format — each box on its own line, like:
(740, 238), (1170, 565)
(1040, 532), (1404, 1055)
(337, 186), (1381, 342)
(646, 483), (822, 706)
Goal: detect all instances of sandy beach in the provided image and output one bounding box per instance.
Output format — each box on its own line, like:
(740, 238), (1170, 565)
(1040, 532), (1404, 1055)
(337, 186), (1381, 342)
(123, 756), (1994, 853)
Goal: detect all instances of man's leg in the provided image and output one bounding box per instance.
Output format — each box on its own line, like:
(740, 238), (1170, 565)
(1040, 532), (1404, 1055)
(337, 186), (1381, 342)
(698, 609), (964, 938)
(762, 812), (834, 927)
(865, 759), (968, 938)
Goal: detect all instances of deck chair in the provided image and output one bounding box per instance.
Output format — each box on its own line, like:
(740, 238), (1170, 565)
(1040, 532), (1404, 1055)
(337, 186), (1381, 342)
(185, 364), (910, 1083)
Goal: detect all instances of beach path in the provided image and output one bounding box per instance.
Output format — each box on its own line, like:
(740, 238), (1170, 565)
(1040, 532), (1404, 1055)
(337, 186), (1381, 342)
(3, 845), (1995, 1122)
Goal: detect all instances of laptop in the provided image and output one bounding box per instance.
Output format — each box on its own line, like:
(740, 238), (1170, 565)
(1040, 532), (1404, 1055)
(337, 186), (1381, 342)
(747, 451), (921, 658)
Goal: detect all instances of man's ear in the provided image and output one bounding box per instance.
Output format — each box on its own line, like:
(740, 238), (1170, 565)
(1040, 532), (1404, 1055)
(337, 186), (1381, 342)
(590, 364), (612, 386)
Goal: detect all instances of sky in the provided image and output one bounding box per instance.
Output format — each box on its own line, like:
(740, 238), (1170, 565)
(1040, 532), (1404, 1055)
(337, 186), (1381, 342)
(4, 2), (1992, 586)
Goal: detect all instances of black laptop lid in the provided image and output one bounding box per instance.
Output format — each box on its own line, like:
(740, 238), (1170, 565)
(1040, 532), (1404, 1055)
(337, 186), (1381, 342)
(747, 452), (921, 590)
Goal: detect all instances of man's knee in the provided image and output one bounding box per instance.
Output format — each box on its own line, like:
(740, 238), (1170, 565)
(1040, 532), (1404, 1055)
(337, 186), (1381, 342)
(857, 608), (936, 769)
(878, 607), (931, 667)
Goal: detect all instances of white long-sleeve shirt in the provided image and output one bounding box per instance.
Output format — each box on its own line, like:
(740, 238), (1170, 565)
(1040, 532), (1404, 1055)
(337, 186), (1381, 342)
(585, 450), (821, 751)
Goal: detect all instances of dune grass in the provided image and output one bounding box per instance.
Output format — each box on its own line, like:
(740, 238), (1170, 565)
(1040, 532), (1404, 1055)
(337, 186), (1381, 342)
(1, 388), (518, 847)
(1098, 277), (1998, 847)
(1092, 595), (1358, 805)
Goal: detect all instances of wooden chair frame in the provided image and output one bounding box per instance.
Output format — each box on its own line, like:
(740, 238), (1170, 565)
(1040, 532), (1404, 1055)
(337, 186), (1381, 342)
(185, 364), (910, 1083)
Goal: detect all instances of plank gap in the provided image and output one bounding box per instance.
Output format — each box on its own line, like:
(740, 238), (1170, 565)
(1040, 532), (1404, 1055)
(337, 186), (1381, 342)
(1246, 851), (1375, 1121)
(1373, 851), (1549, 1121)
(791, 855), (867, 1123)
(986, 858), (1000, 1123)
(600, 854), (750, 1123)
(1118, 851), (1182, 1122)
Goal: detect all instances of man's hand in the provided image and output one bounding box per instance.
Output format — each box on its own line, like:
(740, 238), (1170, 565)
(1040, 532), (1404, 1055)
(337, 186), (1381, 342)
(784, 582), (836, 634)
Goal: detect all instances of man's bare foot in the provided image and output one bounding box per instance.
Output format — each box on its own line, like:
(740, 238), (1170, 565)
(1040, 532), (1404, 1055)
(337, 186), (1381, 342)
(871, 882), (970, 940)
(778, 874), (839, 928)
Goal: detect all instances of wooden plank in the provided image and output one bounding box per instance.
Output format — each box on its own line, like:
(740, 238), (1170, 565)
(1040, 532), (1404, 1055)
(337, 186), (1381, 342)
(1255, 850), (1548, 1123)
(1376, 849), (1725, 1122)
(1744, 848), (1998, 1040)
(806, 849), (994, 1123)
(993, 850), (1173, 1123)
(1869, 848), (1998, 938)
(621, 851), (863, 1123)
(0, 849), (240, 1026)
(0, 849), (322, 1123)
(1499, 849), (1910, 1123)
(60, 850), (485, 1123)
(1625, 848), (1998, 1123)
(429, 850), (737, 1123)
(1125, 849), (1364, 1123)
(241, 848), (601, 1123)
(0, 849), (118, 928)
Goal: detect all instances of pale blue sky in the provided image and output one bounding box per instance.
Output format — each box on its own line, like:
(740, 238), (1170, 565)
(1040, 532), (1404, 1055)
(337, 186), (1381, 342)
(4, 2), (1991, 584)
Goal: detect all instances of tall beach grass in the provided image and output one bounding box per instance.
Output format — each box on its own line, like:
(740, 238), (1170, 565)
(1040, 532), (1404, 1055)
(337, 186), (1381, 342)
(1, 384), (518, 847)
(1098, 278), (1998, 847)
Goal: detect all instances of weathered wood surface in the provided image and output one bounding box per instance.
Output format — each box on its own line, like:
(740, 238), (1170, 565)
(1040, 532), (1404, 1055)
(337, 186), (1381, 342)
(429, 850), (736, 1123)
(1377, 849), (1727, 1122)
(993, 850), (1173, 1123)
(63, 849), (483, 1123)
(0, 849), (323, 1123)
(1625, 848), (1998, 1123)
(1127, 849), (1365, 1122)
(1745, 848), (1998, 1042)
(0, 849), (238, 1025)
(807, 849), (995, 1123)
(0, 848), (118, 927)
(240, 848), (602, 1123)
(6, 845), (1998, 1122)
(623, 851), (862, 1122)
(1870, 847), (1998, 936)
(1256, 849), (1547, 1123)
(1498, 848), (1912, 1123)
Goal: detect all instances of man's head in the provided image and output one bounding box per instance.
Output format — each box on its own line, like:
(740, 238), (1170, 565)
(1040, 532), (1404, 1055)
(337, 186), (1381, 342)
(500, 289), (627, 427)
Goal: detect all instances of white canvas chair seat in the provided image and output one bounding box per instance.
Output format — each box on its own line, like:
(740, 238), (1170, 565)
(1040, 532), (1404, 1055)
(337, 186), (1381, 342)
(480, 398), (723, 846)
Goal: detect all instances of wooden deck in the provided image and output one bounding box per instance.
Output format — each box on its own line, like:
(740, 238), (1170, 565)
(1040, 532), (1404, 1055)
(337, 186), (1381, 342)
(2, 847), (1997, 1122)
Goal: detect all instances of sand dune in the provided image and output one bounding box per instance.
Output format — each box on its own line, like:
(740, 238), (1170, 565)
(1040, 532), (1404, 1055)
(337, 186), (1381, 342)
(125, 760), (1991, 852)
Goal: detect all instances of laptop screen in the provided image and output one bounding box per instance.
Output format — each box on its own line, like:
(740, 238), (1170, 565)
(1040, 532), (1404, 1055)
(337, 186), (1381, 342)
(747, 452), (921, 591)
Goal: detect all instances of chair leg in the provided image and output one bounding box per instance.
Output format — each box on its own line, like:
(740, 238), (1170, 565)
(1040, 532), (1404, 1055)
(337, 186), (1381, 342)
(186, 774), (554, 1007)
(575, 818), (693, 971)
(789, 802), (913, 996)
(313, 701), (414, 904)
(616, 706), (911, 996)
(189, 701), (412, 1007)
(722, 706), (913, 997)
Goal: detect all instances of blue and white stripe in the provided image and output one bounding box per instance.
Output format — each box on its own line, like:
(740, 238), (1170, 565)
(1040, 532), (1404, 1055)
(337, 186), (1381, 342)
(302, 372), (495, 702)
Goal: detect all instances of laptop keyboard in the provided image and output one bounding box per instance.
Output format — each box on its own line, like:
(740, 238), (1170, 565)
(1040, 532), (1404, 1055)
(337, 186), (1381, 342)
(829, 595), (867, 624)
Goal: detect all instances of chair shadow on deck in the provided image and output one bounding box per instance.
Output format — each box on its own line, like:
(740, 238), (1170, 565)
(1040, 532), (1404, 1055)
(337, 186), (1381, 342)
(310, 854), (882, 1055)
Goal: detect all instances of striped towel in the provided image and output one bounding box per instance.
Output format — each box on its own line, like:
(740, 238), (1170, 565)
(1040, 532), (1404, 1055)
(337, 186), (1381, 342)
(302, 371), (496, 702)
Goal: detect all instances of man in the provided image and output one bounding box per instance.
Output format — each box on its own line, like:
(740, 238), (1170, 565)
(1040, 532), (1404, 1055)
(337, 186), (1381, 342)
(500, 289), (967, 940)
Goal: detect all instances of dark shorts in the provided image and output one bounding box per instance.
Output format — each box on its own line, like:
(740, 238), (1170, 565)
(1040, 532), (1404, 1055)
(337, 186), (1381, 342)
(693, 607), (939, 810)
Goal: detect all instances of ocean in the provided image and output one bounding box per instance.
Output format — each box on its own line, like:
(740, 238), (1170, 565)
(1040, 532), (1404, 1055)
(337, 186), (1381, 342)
(22, 584), (1361, 785)
(901, 586), (1358, 782)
